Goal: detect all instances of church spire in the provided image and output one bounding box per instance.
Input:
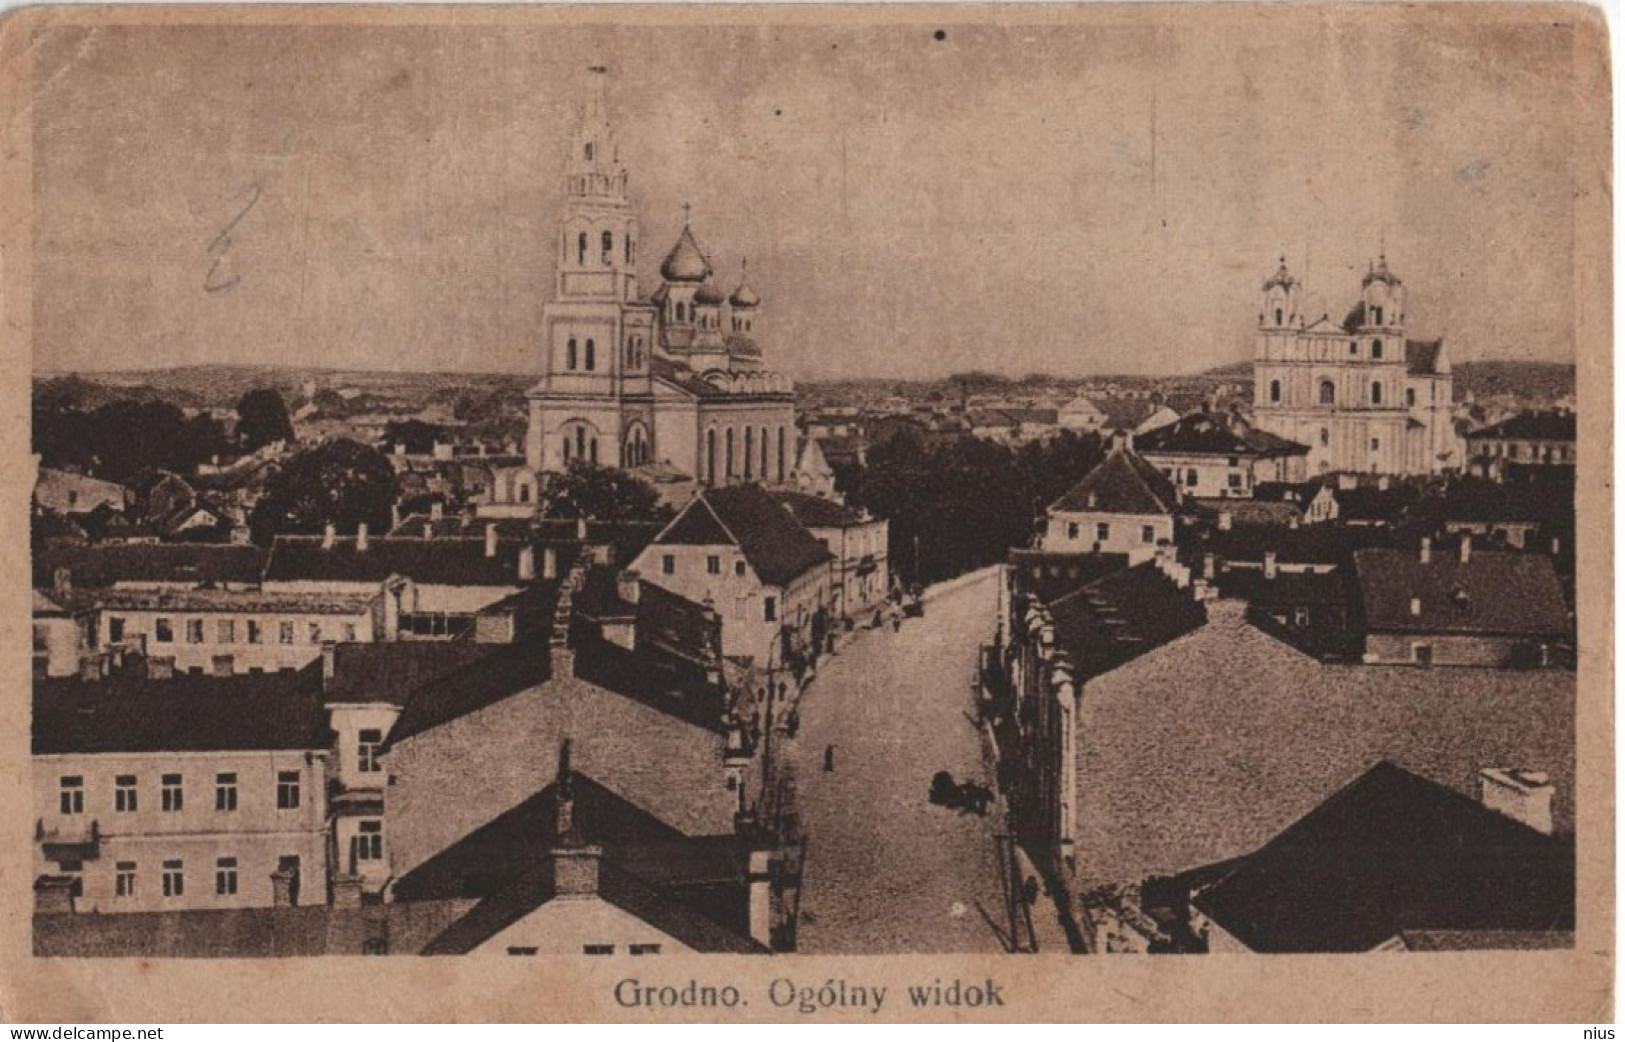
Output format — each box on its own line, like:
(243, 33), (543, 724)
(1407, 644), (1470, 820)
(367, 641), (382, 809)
(566, 64), (626, 201)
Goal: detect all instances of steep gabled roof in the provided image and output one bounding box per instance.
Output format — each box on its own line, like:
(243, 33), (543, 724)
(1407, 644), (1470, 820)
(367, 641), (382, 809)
(33, 543), (268, 590)
(1046, 562), (1207, 679)
(1049, 448), (1181, 517)
(655, 485), (832, 587)
(264, 536), (529, 587)
(770, 489), (866, 528)
(1190, 761), (1574, 952)
(1405, 338), (1446, 376)
(1136, 412), (1308, 459)
(1469, 411), (1577, 443)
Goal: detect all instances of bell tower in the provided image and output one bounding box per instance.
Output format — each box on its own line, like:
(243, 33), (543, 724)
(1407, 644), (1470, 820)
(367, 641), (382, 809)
(555, 65), (640, 306)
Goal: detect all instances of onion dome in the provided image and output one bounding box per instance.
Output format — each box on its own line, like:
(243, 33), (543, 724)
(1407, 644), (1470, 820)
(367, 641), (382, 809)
(1262, 256), (1296, 292)
(660, 225), (712, 283)
(694, 282), (727, 306)
(730, 258), (760, 308)
(1361, 253), (1401, 288)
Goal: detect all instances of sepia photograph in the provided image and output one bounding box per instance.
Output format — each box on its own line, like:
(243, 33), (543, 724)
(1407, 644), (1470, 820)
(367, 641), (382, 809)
(3, 1), (1611, 1023)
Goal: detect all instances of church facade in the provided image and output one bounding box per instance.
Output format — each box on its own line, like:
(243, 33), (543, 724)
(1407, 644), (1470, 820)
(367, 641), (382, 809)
(522, 68), (797, 494)
(1251, 256), (1459, 476)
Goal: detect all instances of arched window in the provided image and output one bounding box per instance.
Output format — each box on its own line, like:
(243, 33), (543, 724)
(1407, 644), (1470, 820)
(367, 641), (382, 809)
(1406, 387), (1416, 407)
(575, 427), (586, 461)
(777, 427), (786, 481)
(585, 339), (596, 371)
(518, 482), (531, 504)
(577, 232), (587, 265)
(1319, 428), (1329, 447)
(585, 142), (594, 161)
(1319, 380), (1335, 405)
(760, 426), (769, 478)
(1274, 307), (1283, 326)
(626, 237), (634, 265)
(725, 428), (735, 479)
(1371, 381), (1383, 405)
(1349, 341), (1359, 356)
(706, 429), (717, 486)
(567, 338), (578, 370)
(744, 428), (754, 478)
(1371, 339), (1383, 359)
(562, 436), (572, 462)
(589, 438), (598, 464)
(1269, 379), (1281, 403)
(601, 231), (613, 265)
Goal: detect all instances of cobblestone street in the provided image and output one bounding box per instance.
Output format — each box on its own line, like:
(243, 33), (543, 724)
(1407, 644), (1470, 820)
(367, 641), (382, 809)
(785, 570), (1011, 954)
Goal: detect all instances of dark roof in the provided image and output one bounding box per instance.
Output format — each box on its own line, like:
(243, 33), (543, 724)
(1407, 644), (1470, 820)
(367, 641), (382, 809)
(1046, 563), (1208, 679)
(1390, 929), (1573, 952)
(1442, 481), (1558, 525)
(1331, 484), (1421, 523)
(659, 225), (712, 283)
(264, 536), (529, 587)
(656, 486), (832, 587)
(403, 774), (762, 955)
(1352, 547), (1571, 637)
(770, 489), (867, 528)
(1252, 481), (1328, 505)
(648, 356), (730, 399)
(571, 634), (730, 736)
(1050, 448), (1181, 516)
(1469, 411), (1577, 443)
(1135, 413), (1308, 459)
(1190, 761), (1574, 952)
(34, 666), (330, 755)
(1006, 550), (1132, 604)
(1183, 520), (1399, 567)
(325, 642), (491, 706)
(387, 640), (552, 745)
(1405, 338), (1445, 376)
(33, 544), (267, 590)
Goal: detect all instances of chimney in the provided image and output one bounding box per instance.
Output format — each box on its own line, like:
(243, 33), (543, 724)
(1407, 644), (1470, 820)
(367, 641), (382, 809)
(576, 516), (589, 540)
(1262, 551), (1278, 580)
(147, 656), (175, 680)
(52, 566), (72, 596)
(1086, 492), (1097, 509)
(1419, 537), (1432, 564)
(430, 501), (444, 521)
(1218, 511), (1233, 532)
(543, 545), (558, 580)
(322, 523), (337, 550)
(1377, 475), (1390, 491)
(33, 875), (77, 915)
(747, 848), (775, 949)
(390, 503), (401, 531)
(518, 545), (536, 582)
(356, 522), (369, 552)
(484, 523), (498, 559)
(330, 873), (364, 909)
(618, 570), (641, 605)
(270, 868), (296, 908)
(1110, 429), (1131, 453)
(1551, 536), (1562, 557)
(321, 642), (336, 685)
(1288, 513), (1300, 530)
(1409, 596), (1422, 617)
(1480, 768), (1555, 835)
(1202, 553), (1217, 581)
(423, 522), (434, 540)
(1459, 533), (1472, 564)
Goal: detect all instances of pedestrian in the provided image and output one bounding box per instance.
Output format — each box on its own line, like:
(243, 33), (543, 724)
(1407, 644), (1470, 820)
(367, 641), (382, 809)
(823, 744), (835, 772)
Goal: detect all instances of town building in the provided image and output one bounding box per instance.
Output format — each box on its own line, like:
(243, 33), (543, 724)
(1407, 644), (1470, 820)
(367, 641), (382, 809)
(632, 485), (834, 666)
(1351, 538), (1572, 667)
(34, 468), (131, 518)
(1135, 411), (1309, 498)
(1251, 255), (1460, 476)
(33, 590), (90, 679)
(1041, 442), (1182, 563)
(1465, 411), (1577, 479)
(771, 490), (890, 623)
(33, 668), (332, 915)
(518, 67), (795, 497)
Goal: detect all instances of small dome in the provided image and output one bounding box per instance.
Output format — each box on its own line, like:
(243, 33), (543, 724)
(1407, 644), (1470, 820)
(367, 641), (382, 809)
(1262, 256), (1296, 292)
(729, 282), (760, 308)
(660, 225), (711, 283)
(694, 282), (726, 306)
(1362, 253), (1401, 288)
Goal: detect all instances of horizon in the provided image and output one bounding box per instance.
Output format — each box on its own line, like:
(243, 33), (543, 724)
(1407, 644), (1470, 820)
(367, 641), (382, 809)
(31, 15), (1580, 380)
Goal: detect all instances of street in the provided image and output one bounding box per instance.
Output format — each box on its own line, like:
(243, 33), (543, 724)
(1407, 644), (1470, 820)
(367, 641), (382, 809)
(784, 569), (1011, 954)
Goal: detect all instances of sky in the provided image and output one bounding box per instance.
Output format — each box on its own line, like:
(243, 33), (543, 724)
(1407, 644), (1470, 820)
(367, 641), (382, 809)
(30, 11), (1587, 381)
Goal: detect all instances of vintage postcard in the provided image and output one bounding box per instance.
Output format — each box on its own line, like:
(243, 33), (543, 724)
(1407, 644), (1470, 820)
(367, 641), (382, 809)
(0, 2), (1611, 1023)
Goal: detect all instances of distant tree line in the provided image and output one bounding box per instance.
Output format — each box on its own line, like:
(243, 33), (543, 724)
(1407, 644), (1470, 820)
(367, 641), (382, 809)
(842, 429), (1106, 587)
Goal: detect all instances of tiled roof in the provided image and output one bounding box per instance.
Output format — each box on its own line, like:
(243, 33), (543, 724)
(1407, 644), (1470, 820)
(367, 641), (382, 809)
(1049, 448), (1181, 517)
(264, 536), (529, 587)
(1183, 521), (1398, 567)
(1135, 413), (1308, 459)
(1190, 761), (1574, 952)
(386, 640), (552, 746)
(1352, 547), (1570, 637)
(33, 665), (329, 755)
(1469, 411), (1577, 443)
(87, 588), (378, 616)
(770, 489), (866, 528)
(571, 634), (731, 736)
(1046, 563), (1207, 679)
(656, 486), (832, 587)
(33, 544), (268, 590)
(1006, 550), (1132, 605)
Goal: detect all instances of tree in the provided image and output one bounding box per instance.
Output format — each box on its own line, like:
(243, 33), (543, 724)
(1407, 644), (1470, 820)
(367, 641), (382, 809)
(248, 438), (398, 545)
(540, 461), (671, 524)
(235, 389), (295, 451)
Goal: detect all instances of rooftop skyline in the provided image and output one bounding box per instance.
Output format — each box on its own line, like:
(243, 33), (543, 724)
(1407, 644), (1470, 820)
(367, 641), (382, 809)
(32, 13), (1581, 380)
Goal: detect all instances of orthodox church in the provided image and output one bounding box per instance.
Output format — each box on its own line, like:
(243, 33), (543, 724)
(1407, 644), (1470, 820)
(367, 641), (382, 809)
(520, 67), (797, 497)
(1250, 255), (1460, 476)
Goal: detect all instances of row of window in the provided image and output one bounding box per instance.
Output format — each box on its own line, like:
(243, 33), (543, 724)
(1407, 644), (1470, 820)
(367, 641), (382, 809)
(1066, 522), (1158, 545)
(1479, 441), (1574, 462)
(123, 617), (358, 647)
(657, 553), (779, 621)
(1268, 379), (1398, 407)
(564, 227), (634, 268)
(508, 943), (662, 956)
(703, 425), (788, 485)
(57, 771), (303, 815)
